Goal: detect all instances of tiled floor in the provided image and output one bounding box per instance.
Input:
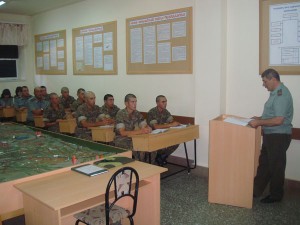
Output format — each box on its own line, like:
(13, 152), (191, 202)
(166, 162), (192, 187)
(161, 166), (300, 225)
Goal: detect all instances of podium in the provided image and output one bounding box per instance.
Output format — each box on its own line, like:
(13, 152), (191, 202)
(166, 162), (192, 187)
(208, 114), (261, 208)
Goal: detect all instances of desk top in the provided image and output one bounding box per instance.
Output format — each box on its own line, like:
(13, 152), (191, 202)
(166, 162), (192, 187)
(15, 161), (167, 211)
(131, 125), (199, 151)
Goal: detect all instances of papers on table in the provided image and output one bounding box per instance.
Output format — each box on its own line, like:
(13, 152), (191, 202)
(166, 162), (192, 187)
(71, 164), (108, 177)
(223, 117), (252, 126)
(169, 124), (188, 129)
(98, 125), (114, 128)
(151, 129), (168, 134)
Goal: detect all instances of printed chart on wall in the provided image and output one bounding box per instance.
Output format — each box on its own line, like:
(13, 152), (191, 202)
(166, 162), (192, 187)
(35, 30), (67, 75)
(72, 21), (117, 75)
(260, 0), (300, 75)
(126, 7), (193, 74)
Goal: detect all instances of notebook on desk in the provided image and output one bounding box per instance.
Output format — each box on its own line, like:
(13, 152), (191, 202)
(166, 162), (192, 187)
(71, 164), (108, 177)
(94, 156), (135, 169)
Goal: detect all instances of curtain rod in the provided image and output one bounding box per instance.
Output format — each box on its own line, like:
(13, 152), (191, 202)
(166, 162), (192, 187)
(0, 21), (27, 25)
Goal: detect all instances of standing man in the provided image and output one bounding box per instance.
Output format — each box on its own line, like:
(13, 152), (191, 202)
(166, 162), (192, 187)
(75, 91), (114, 140)
(249, 68), (293, 203)
(99, 94), (120, 120)
(114, 94), (152, 162)
(147, 95), (180, 165)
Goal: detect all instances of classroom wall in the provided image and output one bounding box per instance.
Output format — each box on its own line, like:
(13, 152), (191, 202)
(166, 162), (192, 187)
(1, 0), (299, 180)
(0, 13), (34, 94)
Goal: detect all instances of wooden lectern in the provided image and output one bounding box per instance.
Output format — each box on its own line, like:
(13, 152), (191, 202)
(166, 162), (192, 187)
(208, 114), (261, 208)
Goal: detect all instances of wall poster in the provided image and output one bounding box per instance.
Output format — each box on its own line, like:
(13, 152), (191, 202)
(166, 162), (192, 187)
(126, 7), (193, 74)
(72, 21), (117, 75)
(35, 30), (67, 75)
(260, 0), (300, 75)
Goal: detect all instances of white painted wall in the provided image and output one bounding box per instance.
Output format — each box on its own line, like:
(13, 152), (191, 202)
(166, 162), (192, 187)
(1, 0), (299, 180)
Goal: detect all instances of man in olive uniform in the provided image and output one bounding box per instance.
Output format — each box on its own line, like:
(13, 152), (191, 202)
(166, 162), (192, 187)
(70, 88), (85, 114)
(147, 95), (180, 165)
(114, 94), (152, 162)
(99, 94), (120, 120)
(43, 93), (66, 133)
(75, 91), (114, 140)
(59, 87), (75, 109)
(249, 68), (293, 203)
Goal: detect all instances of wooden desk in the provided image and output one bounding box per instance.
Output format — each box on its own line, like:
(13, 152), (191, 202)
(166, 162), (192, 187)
(15, 161), (167, 225)
(89, 126), (115, 143)
(0, 107), (16, 118)
(58, 118), (77, 134)
(131, 125), (199, 176)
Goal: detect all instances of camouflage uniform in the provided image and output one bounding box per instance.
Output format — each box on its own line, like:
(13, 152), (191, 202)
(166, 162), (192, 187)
(114, 109), (154, 163)
(70, 99), (84, 112)
(43, 104), (66, 132)
(147, 107), (179, 156)
(59, 95), (75, 109)
(99, 104), (120, 119)
(75, 103), (102, 140)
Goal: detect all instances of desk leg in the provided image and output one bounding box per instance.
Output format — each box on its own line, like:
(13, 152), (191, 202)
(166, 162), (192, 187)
(163, 139), (197, 178)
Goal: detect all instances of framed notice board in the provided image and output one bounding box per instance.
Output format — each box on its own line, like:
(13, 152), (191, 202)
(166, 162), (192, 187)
(126, 7), (193, 74)
(72, 21), (117, 75)
(260, 0), (300, 75)
(35, 30), (67, 75)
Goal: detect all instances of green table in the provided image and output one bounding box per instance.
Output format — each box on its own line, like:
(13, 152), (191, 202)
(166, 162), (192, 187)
(0, 123), (125, 182)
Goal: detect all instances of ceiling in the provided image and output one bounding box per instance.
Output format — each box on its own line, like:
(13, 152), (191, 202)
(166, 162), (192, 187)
(0, 0), (86, 16)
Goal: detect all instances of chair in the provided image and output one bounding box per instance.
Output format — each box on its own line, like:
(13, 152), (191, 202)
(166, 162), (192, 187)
(74, 166), (139, 225)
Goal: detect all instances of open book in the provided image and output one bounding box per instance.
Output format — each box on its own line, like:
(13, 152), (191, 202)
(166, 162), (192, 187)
(71, 164), (108, 177)
(223, 117), (253, 126)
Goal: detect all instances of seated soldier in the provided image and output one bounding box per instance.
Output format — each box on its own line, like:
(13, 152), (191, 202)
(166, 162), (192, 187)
(40, 86), (51, 102)
(27, 87), (49, 126)
(114, 94), (153, 163)
(43, 93), (66, 133)
(70, 88), (85, 115)
(75, 91), (114, 140)
(0, 89), (14, 108)
(99, 94), (120, 120)
(14, 86), (32, 111)
(59, 87), (75, 109)
(147, 95), (180, 166)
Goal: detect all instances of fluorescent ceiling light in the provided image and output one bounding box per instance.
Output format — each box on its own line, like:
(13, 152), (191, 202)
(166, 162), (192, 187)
(0, 1), (6, 6)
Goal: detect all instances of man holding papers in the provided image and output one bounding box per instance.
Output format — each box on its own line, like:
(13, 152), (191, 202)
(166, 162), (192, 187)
(249, 69), (293, 204)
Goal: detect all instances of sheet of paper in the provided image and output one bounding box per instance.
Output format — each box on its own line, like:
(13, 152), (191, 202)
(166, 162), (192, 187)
(223, 117), (252, 126)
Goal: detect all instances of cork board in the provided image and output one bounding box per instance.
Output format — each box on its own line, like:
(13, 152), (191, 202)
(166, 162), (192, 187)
(35, 30), (67, 75)
(72, 21), (117, 75)
(260, 0), (300, 75)
(126, 7), (193, 74)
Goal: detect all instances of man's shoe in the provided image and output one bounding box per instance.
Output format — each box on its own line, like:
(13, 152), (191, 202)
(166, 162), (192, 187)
(155, 155), (164, 166)
(160, 153), (168, 165)
(260, 195), (281, 203)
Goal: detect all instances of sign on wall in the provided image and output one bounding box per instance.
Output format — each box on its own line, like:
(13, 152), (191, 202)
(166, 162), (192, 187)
(72, 21), (118, 75)
(35, 30), (67, 75)
(260, 0), (300, 75)
(126, 7), (193, 74)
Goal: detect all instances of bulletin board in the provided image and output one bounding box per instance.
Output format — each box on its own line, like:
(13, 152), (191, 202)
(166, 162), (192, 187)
(35, 30), (67, 75)
(126, 7), (193, 74)
(260, 0), (300, 75)
(72, 21), (117, 75)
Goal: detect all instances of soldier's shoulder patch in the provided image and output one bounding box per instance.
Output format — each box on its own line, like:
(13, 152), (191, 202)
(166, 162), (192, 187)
(277, 89), (282, 96)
